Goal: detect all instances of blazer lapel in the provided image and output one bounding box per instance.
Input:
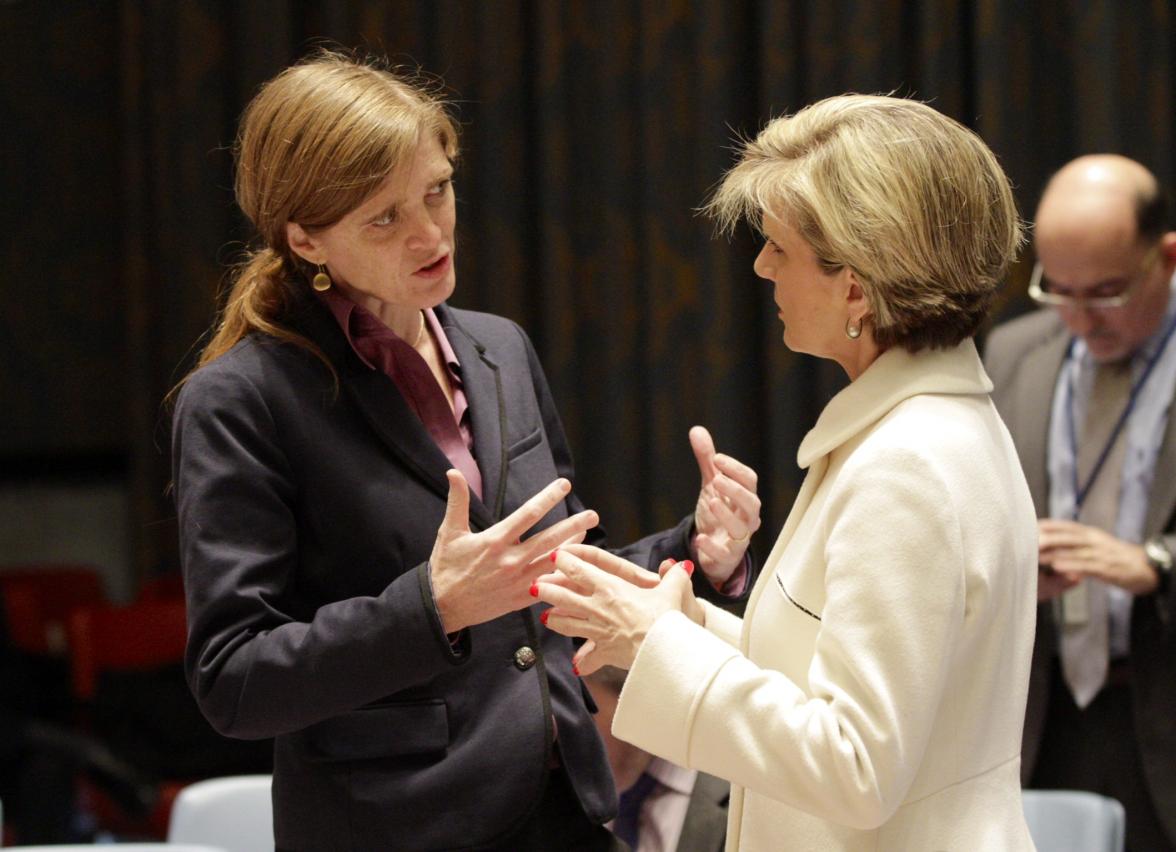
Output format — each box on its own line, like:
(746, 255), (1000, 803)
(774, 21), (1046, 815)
(1145, 398), (1176, 535)
(293, 298), (496, 531)
(438, 305), (508, 521)
(1014, 328), (1071, 514)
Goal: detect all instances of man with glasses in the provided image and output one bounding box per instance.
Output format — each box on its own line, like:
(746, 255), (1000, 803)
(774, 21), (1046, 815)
(986, 154), (1176, 851)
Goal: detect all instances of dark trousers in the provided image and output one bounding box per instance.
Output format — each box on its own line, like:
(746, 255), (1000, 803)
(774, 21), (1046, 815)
(276, 765), (627, 852)
(1030, 660), (1173, 852)
(486, 764), (627, 852)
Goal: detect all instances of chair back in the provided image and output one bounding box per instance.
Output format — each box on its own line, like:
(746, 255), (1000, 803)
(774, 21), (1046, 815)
(1023, 789), (1126, 852)
(137, 571), (186, 602)
(66, 599), (188, 701)
(5, 845), (227, 851)
(0, 565), (105, 655)
(167, 774), (274, 852)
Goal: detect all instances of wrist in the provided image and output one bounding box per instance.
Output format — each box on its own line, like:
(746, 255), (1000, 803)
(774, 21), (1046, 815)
(428, 563), (462, 634)
(1144, 536), (1173, 596)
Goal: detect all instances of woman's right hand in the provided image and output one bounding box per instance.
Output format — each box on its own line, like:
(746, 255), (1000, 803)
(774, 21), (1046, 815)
(430, 470), (599, 633)
(534, 546), (702, 675)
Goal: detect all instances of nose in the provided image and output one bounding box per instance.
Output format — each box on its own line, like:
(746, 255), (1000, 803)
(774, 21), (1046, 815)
(753, 244), (774, 280)
(405, 207), (444, 252)
(1058, 304), (1099, 338)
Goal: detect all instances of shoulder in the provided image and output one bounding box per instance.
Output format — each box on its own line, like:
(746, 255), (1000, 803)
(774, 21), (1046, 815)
(983, 309), (1065, 373)
(176, 334), (327, 417)
(444, 306), (529, 349)
(441, 306), (546, 378)
(844, 392), (1010, 501)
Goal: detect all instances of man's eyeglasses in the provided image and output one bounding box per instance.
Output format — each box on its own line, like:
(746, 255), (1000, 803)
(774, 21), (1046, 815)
(1029, 246), (1160, 310)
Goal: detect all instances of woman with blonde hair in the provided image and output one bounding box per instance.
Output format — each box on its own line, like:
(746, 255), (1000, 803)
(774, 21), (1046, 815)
(171, 52), (759, 851)
(537, 95), (1040, 849)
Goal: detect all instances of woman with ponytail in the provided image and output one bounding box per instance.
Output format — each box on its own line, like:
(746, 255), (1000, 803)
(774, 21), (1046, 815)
(171, 51), (759, 851)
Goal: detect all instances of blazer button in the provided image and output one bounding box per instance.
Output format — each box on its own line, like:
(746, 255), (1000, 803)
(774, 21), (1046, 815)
(514, 646), (537, 671)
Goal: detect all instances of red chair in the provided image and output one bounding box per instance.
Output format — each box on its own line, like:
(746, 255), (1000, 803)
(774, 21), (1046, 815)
(136, 572), (185, 603)
(67, 599), (188, 703)
(65, 596), (271, 840)
(66, 599), (191, 838)
(0, 565), (105, 656)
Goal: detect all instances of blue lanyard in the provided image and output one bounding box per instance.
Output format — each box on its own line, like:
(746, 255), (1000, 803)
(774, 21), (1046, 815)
(1065, 311), (1176, 519)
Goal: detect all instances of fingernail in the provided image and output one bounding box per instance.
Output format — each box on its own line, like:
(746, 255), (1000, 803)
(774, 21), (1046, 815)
(683, 560), (695, 577)
(572, 661), (580, 676)
(540, 609), (550, 625)
(549, 551), (558, 563)
(529, 583), (539, 598)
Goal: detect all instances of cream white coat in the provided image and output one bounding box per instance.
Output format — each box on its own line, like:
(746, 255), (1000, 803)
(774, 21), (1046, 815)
(614, 340), (1039, 851)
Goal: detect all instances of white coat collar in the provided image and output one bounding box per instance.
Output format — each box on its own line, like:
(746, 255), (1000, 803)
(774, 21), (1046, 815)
(797, 338), (993, 469)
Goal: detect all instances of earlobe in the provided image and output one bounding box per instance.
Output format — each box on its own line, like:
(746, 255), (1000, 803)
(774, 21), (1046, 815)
(285, 221), (324, 265)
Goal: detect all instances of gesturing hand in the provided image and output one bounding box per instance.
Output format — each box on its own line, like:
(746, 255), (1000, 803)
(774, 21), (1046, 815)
(690, 426), (761, 582)
(430, 470), (599, 633)
(534, 545), (702, 676)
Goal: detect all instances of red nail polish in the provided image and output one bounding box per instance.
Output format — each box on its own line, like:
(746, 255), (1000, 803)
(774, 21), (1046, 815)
(572, 661), (580, 676)
(540, 609), (550, 625)
(683, 560), (695, 577)
(529, 583), (539, 598)
(549, 551), (558, 563)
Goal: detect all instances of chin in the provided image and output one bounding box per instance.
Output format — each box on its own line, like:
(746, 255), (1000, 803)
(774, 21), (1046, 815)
(422, 272), (457, 307)
(1087, 340), (1128, 363)
(437, 272), (457, 303)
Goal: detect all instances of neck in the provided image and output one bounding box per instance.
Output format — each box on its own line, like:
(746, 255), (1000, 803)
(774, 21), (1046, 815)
(377, 305), (426, 347)
(334, 283), (428, 346)
(837, 334), (884, 381)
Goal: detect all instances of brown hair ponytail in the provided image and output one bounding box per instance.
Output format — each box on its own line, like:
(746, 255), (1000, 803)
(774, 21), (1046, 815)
(197, 247), (331, 372)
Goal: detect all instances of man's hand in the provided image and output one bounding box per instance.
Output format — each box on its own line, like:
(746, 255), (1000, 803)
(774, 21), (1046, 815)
(1038, 518), (1157, 597)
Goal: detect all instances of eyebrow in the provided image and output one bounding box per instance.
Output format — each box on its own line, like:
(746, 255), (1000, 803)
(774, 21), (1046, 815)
(1045, 274), (1129, 293)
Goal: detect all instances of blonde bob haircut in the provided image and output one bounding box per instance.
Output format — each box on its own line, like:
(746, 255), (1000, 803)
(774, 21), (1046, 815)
(194, 50), (458, 372)
(706, 94), (1024, 352)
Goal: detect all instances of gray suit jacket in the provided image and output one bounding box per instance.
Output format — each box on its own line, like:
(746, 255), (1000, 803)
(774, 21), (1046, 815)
(173, 296), (741, 850)
(676, 772), (729, 852)
(984, 309), (1176, 843)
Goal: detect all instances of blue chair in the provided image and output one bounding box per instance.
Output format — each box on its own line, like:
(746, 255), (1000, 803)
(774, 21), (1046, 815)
(1023, 789), (1126, 852)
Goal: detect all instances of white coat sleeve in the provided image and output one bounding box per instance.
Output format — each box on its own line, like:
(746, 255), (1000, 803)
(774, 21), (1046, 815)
(613, 445), (966, 830)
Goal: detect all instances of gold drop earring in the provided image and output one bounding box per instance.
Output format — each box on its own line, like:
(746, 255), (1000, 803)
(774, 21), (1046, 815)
(312, 264), (332, 292)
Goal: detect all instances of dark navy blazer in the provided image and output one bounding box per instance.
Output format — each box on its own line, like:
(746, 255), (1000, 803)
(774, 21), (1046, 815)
(173, 296), (730, 850)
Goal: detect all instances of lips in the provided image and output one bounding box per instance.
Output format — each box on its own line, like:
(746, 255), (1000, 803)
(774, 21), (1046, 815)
(414, 253), (451, 279)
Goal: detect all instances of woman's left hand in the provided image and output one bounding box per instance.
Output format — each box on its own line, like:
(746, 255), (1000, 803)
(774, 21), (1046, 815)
(690, 426), (761, 582)
(534, 545), (701, 675)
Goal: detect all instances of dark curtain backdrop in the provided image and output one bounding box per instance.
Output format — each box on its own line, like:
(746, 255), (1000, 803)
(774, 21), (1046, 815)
(2, 1), (1174, 584)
